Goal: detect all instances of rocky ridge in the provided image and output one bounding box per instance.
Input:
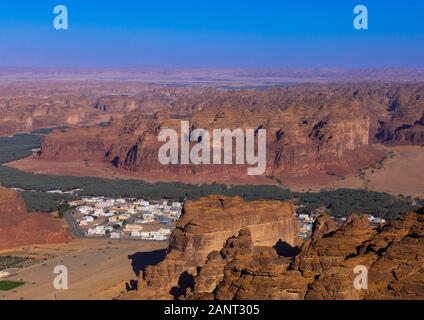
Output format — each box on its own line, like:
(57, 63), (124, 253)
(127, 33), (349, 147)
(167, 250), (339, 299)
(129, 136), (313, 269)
(38, 84), (424, 183)
(120, 196), (424, 300)
(123, 195), (298, 299)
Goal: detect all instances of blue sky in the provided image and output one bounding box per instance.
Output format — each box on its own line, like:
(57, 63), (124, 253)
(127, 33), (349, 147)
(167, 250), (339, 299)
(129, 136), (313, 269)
(0, 0), (423, 68)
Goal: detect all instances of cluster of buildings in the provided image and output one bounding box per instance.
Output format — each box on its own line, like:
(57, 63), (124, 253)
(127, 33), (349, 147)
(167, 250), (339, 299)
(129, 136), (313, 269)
(296, 211), (387, 240)
(296, 213), (316, 239)
(368, 215), (386, 225)
(69, 197), (182, 241)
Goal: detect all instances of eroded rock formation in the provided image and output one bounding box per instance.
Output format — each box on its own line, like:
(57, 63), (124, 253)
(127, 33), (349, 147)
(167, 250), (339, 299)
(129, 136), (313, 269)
(120, 196), (424, 300)
(0, 186), (72, 250)
(4, 83), (423, 184)
(38, 84), (424, 183)
(123, 195), (298, 299)
(197, 209), (424, 300)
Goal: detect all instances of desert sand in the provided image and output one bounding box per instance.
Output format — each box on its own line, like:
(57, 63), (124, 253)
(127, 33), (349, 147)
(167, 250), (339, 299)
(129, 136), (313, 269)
(0, 238), (167, 300)
(329, 145), (424, 198)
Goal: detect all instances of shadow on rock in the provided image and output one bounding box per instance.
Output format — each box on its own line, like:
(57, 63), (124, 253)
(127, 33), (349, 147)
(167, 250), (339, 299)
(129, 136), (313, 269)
(274, 239), (300, 257)
(128, 249), (167, 277)
(169, 271), (194, 299)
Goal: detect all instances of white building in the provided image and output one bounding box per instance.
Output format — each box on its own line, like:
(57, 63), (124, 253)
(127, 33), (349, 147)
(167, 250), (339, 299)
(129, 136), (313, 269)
(131, 231), (142, 237)
(77, 206), (94, 215)
(95, 199), (115, 208)
(82, 197), (102, 203)
(118, 213), (131, 221)
(136, 200), (150, 207)
(157, 228), (171, 235)
(127, 206), (136, 214)
(93, 208), (104, 217)
(87, 225), (106, 236)
(110, 232), (121, 239)
(151, 232), (167, 241)
(368, 216), (386, 224)
(83, 216), (94, 223)
(124, 224), (144, 233)
(139, 231), (152, 239)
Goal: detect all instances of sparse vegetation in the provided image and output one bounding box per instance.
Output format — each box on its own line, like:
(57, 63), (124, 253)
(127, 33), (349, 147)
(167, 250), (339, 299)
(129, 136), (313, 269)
(58, 203), (71, 218)
(20, 191), (75, 213)
(0, 132), (420, 219)
(0, 256), (32, 271)
(294, 188), (416, 219)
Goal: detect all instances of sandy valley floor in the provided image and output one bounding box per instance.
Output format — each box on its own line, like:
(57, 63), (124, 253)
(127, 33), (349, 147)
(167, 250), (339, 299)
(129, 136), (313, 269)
(0, 239), (167, 300)
(8, 145), (424, 198)
(329, 145), (424, 198)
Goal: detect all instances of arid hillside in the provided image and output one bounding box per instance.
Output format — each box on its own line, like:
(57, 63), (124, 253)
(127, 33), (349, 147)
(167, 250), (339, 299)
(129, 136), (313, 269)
(0, 186), (72, 249)
(0, 81), (188, 136)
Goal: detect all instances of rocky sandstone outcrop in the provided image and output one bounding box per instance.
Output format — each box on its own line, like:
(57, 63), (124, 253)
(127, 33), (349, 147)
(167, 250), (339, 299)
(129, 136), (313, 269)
(0, 186), (72, 250)
(374, 86), (424, 145)
(38, 84), (424, 183)
(189, 208), (424, 300)
(120, 197), (424, 300)
(125, 196), (298, 299)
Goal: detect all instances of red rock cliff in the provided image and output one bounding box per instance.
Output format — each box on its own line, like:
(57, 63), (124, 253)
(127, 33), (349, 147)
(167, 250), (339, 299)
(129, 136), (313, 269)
(0, 186), (72, 250)
(127, 195), (298, 299)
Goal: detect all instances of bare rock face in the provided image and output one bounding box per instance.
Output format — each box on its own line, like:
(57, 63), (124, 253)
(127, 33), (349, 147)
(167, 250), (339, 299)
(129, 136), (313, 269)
(6, 83), (424, 184)
(0, 186), (72, 250)
(192, 228), (253, 298)
(306, 211), (424, 300)
(207, 230), (308, 300)
(0, 185), (28, 227)
(292, 214), (377, 278)
(122, 195), (424, 300)
(36, 85), (395, 184)
(131, 196), (298, 299)
(196, 209), (424, 300)
(373, 86), (424, 145)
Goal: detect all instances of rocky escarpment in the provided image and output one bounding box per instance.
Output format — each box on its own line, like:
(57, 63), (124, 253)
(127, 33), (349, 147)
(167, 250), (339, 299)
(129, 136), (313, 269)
(374, 86), (424, 145)
(0, 186), (72, 250)
(120, 197), (424, 300)
(37, 84), (407, 183)
(122, 196), (298, 299)
(186, 209), (424, 300)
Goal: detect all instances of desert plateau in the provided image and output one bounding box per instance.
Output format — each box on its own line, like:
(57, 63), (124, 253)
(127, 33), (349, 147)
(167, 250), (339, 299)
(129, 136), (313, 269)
(0, 70), (423, 302)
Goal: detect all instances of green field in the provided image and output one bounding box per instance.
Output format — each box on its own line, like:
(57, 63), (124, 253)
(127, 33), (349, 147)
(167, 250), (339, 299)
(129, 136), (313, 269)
(0, 280), (25, 291)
